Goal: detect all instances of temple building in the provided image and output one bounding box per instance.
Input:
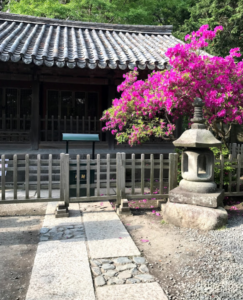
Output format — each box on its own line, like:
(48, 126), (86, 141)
(0, 12), (184, 150)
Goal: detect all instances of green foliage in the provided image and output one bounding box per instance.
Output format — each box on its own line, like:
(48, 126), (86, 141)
(175, 0), (243, 59)
(210, 145), (235, 186)
(175, 148), (183, 184)
(6, 0), (194, 31)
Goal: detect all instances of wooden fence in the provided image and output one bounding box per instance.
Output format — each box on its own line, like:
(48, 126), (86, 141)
(0, 115), (104, 142)
(0, 153), (178, 205)
(1, 149), (242, 206)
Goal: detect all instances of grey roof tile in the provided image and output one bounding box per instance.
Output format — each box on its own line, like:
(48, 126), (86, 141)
(0, 12), (184, 70)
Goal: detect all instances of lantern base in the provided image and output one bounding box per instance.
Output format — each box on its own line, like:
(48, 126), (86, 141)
(162, 200), (228, 231)
(169, 186), (224, 208)
(179, 179), (217, 193)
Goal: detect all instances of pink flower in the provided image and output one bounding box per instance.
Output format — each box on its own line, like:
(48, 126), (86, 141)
(152, 210), (156, 214)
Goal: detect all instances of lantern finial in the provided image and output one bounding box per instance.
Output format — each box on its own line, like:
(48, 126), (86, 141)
(191, 98), (206, 129)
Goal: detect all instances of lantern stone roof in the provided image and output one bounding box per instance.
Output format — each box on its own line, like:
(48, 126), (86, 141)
(0, 12), (184, 70)
(173, 98), (222, 148)
(173, 129), (222, 148)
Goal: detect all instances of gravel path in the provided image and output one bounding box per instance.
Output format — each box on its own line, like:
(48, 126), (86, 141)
(176, 214), (243, 300)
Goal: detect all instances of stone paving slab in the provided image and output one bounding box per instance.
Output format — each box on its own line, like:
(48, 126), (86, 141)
(42, 202), (81, 228)
(80, 201), (140, 258)
(25, 239), (95, 300)
(26, 201), (96, 300)
(96, 282), (168, 300)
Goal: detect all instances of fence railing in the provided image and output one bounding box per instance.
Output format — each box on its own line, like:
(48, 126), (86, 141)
(0, 153), (179, 205)
(0, 115), (104, 142)
(40, 115), (103, 141)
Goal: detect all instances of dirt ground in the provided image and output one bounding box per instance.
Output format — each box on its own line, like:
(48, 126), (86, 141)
(0, 203), (47, 300)
(118, 198), (243, 299)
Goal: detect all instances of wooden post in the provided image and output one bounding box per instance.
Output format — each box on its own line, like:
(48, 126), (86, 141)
(107, 84), (116, 149)
(121, 152), (126, 198)
(31, 79), (40, 150)
(116, 152), (121, 207)
(169, 153), (179, 191)
(57, 153), (70, 217)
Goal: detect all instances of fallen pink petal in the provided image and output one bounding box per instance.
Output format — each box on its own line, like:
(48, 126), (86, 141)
(141, 239), (149, 243)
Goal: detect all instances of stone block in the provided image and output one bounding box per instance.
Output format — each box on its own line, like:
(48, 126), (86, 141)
(113, 257), (132, 265)
(133, 257), (146, 265)
(116, 263), (136, 271)
(169, 186), (224, 208)
(117, 199), (132, 215)
(55, 203), (69, 218)
(163, 200), (228, 231)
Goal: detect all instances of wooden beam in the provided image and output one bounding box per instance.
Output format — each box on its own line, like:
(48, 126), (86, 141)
(31, 79), (40, 150)
(0, 73), (31, 81)
(107, 84), (117, 150)
(40, 75), (109, 85)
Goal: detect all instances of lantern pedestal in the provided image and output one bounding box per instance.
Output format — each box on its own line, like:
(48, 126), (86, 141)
(163, 97), (228, 230)
(169, 186), (224, 208)
(162, 200), (228, 231)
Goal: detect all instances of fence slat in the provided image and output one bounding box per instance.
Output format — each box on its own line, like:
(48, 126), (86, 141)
(10, 114), (12, 130)
(45, 115), (48, 141)
(121, 153), (126, 198)
(70, 116), (73, 133)
(237, 153), (241, 192)
(37, 154), (41, 198)
(150, 154), (154, 195)
(76, 116), (79, 133)
(86, 155), (90, 197)
(232, 143), (237, 159)
(2, 113), (6, 130)
(51, 115), (54, 142)
(25, 154), (29, 199)
(141, 154), (145, 195)
(1, 155), (5, 200)
(169, 153), (178, 191)
(23, 115), (26, 131)
(107, 154), (110, 196)
(13, 154), (17, 199)
(82, 116), (85, 133)
(131, 153), (135, 195)
(116, 153), (121, 206)
(94, 116), (96, 132)
(97, 154), (100, 196)
(159, 154), (164, 194)
(48, 154), (52, 198)
(88, 116), (91, 133)
(64, 116), (67, 133)
(58, 115), (61, 141)
(17, 114), (20, 131)
(76, 155), (80, 197)
(219, 154), (224, 190)
(228, 154), (232, 193)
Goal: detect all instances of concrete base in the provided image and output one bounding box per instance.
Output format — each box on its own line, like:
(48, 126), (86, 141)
(169, 186), (224, 208)
(117, 199), (132, 215)
(55, 202), (69, 218)
(162, 200), (228, 231)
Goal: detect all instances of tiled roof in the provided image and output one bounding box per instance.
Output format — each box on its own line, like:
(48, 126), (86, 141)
(0, 12), (184, 70)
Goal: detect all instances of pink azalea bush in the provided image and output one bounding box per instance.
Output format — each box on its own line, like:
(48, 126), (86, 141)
(101, 24), (243, 146)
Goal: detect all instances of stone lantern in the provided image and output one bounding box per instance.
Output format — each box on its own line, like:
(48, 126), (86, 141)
(162, 98), (228, 230)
